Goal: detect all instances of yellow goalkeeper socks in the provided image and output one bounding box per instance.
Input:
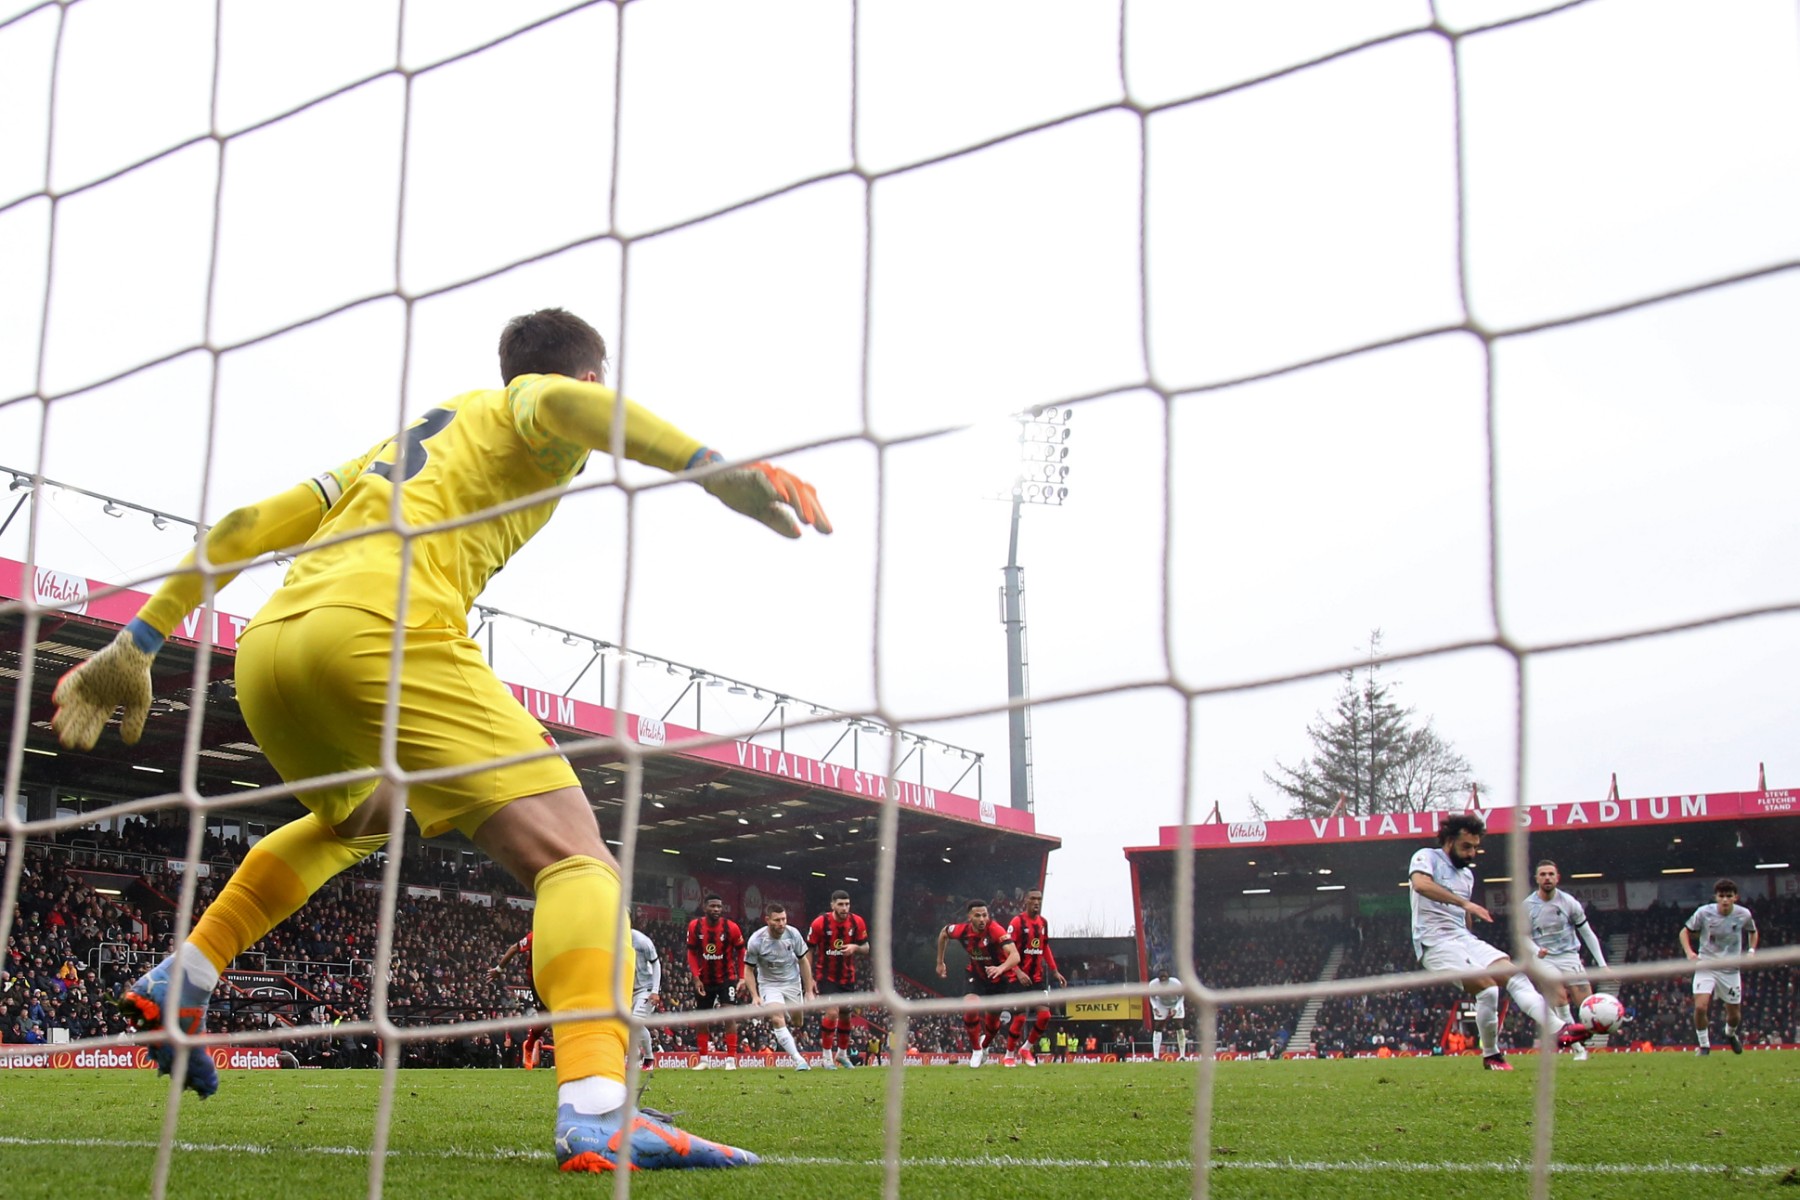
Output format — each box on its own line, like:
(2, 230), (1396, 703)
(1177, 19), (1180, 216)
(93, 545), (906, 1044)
(188, 812), (387, 971)
(532, 855), (631, 1089)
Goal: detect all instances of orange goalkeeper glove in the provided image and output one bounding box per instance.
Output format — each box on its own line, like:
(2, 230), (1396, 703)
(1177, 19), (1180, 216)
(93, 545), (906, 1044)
(51, 619), (162, 749)
(694, 451), (832, 539)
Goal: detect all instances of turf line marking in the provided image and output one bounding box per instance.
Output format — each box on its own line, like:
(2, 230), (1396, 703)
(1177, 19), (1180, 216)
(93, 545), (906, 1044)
(0, 1138), (1790, 1175)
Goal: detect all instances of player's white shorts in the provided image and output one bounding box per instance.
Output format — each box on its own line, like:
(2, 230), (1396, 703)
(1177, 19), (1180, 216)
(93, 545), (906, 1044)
(1418, 932), (1507, 976)
(1692, 968), (1742, 1004)
(632, 991), (656, 1018)
(1542, 951), (1589, 986)
(1150, 997), (1186, 1022)
(760, 982), (803, 1009)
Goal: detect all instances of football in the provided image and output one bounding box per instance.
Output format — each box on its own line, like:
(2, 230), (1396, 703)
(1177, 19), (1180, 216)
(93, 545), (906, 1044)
(1579, 992), (1625, 1033)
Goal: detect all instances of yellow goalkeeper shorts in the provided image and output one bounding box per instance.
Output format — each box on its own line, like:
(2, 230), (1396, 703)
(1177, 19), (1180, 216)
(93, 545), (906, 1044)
(234, 605), (579, 838)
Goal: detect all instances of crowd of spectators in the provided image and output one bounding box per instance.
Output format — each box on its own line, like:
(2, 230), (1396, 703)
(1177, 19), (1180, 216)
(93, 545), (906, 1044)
(5, 834), (1001, 1062)
(1138, 884), (1343, 1053)
(21, 817), (1791, 1064)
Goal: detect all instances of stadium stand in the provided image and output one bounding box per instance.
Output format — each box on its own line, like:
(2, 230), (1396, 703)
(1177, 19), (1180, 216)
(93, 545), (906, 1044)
(1130, 799), (1800, 1056)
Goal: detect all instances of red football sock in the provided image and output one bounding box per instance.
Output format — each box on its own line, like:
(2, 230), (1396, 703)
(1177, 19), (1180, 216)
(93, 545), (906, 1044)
(837, 1030), (851, 1052)
(1008, 1014), (1028, 1050)
(726, 1031), (739, 1056)
(1034, 1009), (1052, 1038)
(964, 1012), (984, 1050)
(697, 1031), (711, 1054)
(821, 1017), (837, 1049)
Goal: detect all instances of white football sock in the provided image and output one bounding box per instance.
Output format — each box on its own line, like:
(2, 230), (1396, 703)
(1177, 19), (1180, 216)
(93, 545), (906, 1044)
(1506, 973), (1557, 1030)
(1553, 1004), (1573, 1024)
(1177, 1030), (1188, 1057)
(1152, 1032), (1163, 1058)
(774, 1027), (800, 1058)
(1696, 1029), (1710, 1047)
(172, 943), (220, 994)
(559, 1076), (628, 1117)
(1476, 987), (1500, 1055)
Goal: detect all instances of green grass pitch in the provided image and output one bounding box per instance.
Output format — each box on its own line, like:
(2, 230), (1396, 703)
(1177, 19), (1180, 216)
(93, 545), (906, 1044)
(1, 1055), (1795, 1199)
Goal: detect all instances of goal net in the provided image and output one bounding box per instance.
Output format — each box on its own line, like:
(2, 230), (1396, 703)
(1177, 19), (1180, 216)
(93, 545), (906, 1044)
(3, 1), (1798, 1198)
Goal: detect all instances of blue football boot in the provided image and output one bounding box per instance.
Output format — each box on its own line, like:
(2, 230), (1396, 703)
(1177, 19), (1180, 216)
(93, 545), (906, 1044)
(554, 1104), (758, 1171)
(120, 955), (219, 1099)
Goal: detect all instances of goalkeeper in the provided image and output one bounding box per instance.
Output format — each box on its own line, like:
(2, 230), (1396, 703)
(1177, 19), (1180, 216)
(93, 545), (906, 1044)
(51, 308), (828, 1172)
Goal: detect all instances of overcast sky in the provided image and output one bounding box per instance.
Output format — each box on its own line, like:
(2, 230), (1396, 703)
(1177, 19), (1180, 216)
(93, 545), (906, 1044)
(3, 0), (1799, 934)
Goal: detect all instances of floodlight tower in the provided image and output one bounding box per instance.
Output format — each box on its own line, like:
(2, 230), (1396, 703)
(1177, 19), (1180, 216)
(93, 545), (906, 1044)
(1001, 406), (1072, 813)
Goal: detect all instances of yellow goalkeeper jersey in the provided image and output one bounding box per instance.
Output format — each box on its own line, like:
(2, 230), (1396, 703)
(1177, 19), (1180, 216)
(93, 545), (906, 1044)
(250, 375), (698, 633)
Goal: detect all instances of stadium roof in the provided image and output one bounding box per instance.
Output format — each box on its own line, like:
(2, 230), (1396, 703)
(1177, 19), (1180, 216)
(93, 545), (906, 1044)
(3, 559), (1056, 881)
(1124, 790), (1798, 898)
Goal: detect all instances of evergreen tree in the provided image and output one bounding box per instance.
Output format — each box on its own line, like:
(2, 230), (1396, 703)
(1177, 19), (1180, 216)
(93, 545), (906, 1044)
(1263, 633), (1479, 818)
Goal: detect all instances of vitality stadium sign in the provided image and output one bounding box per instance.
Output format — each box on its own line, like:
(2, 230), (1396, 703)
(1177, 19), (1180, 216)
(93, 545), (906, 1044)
(1161, 790), (1796, 850)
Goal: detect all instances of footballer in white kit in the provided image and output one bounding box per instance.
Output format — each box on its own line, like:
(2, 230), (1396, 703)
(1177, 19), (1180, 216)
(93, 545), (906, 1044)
(1524, 860), (1609, 1060)
(1679, 879), (1759, 1056)
(1408, 813), (1592, 1070)
(1148, 965), (1187, 1060)
(629, 928), (660, 1068)
(743, 903), (817, 1070)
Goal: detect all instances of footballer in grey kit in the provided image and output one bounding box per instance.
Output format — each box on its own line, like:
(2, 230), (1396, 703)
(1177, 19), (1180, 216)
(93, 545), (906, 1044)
(1408, 813), (1592, 1070)
(743, 903), (817, 1070)
(1680, 879), (1759, 1055)
(1525, 860), (1609, 1060)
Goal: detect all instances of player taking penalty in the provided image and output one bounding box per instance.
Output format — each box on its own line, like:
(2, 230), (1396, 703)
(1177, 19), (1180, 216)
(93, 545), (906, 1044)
(50, 308), (830, 1171)
(1409, 814), (1592, 1070)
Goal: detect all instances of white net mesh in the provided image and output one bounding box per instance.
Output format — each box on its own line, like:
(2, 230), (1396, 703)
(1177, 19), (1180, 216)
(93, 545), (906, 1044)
(3, 2), (1799, 1198)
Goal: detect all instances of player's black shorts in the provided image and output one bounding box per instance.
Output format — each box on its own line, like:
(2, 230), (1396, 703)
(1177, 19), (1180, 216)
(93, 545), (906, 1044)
(698, 981), (740, 1010)
(816, 977), (860, 997)
(962, 971), (1015, 998)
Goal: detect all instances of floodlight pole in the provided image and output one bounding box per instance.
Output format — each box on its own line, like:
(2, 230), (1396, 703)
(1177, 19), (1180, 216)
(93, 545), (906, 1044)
(1002, 490), (1033, 815)
(998, 406), (1071, 815)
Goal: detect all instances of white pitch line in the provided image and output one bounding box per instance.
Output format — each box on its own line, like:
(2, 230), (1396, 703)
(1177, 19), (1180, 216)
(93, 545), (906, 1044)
(0, 1138), (1790, 1176)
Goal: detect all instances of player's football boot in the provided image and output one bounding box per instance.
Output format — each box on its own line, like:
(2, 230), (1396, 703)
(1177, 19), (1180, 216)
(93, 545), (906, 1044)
(969, 1047), (986, 1068)
(723, 1058), (737, 1071)
(555, 1103), (760, 1171)
(1021, 1046), (1038, 1067)
(119, 955), (219, 1099)
(1725, 1029), (1743, 1055)
(1481, 1054), (1513, 1071)
(818, 1054), (837, 1070)
(1697, 1046), (1710, 1056)
(1002, 1053), (1018, 1068)
(1571, 1044), (1589, 1061)
(1554, 1022), (1593, 1050)
(834, 1049), (855, 1070)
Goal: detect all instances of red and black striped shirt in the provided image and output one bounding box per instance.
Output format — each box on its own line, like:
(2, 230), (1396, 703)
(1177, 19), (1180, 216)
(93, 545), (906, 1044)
(806, 912), (869, 986)
(944, 920), (1013, 980)
(685, 916), (745, 986)
(1006, 913), (1058, 985)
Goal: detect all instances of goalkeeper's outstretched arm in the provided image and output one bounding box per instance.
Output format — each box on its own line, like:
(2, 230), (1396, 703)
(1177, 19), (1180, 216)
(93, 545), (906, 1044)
(527, 377), (832, 539)
(50, 482), (328, 750)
